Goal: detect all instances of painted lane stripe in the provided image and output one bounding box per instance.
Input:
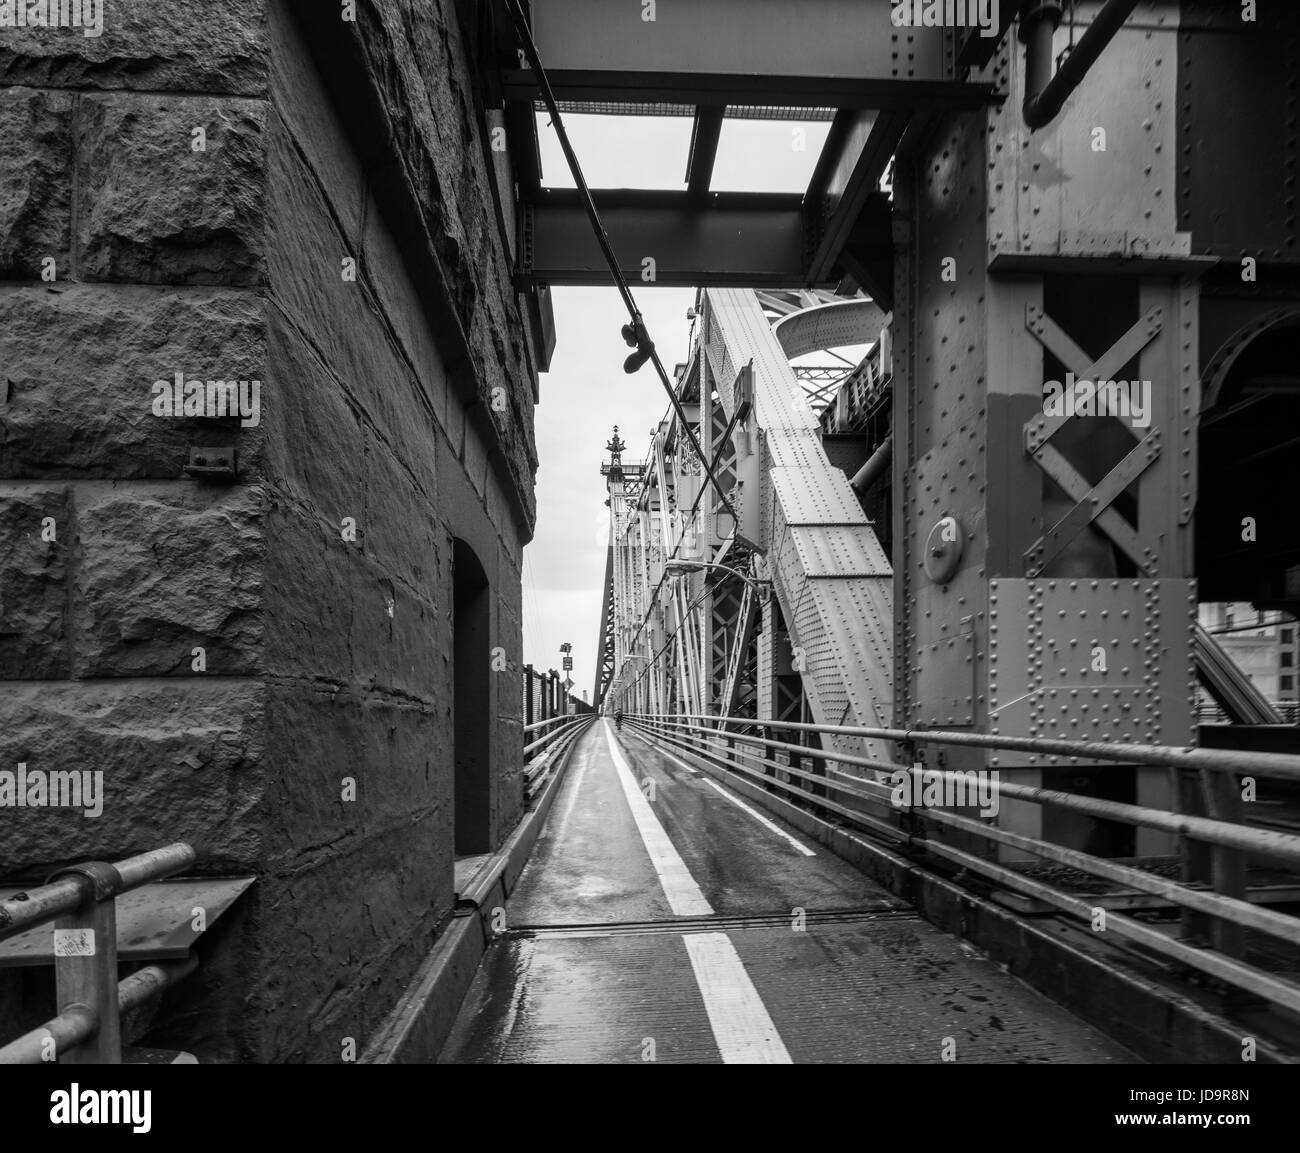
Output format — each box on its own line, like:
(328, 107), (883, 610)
(601, 723), (794, 1064)
(682, 932), (793, 1064)
(635, 736), (814, 857)
(603, 723), (713, 917)
(700, 778), (816, 857)
(638, 735), (698, 774)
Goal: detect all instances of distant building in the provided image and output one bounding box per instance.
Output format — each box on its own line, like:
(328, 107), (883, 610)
(1198, 603), (1299, 713)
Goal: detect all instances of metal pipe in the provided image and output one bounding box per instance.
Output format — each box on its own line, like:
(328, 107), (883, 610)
(0, 1004), (97, 1065)
(1021, 0), (1140, 130)
(644, 712), (1300, 783)
(633, 716), (1300, 949)
(0, 843), (195, 942)
(0, 958), (198, 1065)
(635, 715), (1300, 864)
(924, 835), (1300, 1016)
(523, 716), (592, 757)
(850, 434), (893, 494)
(117, 957), (199, 1014)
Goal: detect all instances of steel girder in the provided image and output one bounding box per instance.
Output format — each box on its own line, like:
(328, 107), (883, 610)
(702, 289), (895, 766)
(502, 0), (963, 107)
(491, 2), (998, 290)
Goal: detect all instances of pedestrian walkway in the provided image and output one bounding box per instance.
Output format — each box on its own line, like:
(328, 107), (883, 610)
(440, 721), (1137, 1064)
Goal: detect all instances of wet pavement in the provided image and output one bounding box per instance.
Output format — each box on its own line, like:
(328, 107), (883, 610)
(439, 721), (1138, 1064)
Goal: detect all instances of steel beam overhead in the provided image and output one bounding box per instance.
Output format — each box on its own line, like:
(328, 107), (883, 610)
(806, 112), (908, 284)
(523, 190), (817, 288)
(685, 105), (725, 196)
(516, 0), (951, 92)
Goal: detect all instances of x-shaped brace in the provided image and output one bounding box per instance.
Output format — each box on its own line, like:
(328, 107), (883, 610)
(1022, 304), (1165, 577)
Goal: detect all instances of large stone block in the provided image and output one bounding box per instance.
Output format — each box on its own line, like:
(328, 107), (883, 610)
(74, 483), (264, 676)
(0, 0), (267, 96)
(348, 556), (446, 703)
(325, 0), (537, 525)
(265, 123), (441, 498)
(261, 684), (450, 868)
(0, 485), (68, 678)
(0, 679), (264, 874)
(263, 504), (355, 684)
(0, 284), (265, 478)
(78, 93), (266, 285)
(244, 833), (447, 1061)
(267, 0), (365, 244)
(0, 87), (72, 277)
(362, 436), (441, 595)
(359, 188), (450, 448)
(263, 311), (365, 517)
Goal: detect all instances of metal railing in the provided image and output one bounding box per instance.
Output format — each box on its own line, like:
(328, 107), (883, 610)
(626, 712), (1300, 1018)
(522, 714), (595, 802)
(0, 843), (197, 1064)
(522, 664), (591, 728)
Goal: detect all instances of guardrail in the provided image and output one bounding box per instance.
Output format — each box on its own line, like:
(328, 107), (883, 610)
(0, 843), (197, 1065)
(626, 712), (1300, 1019)
(522, 714), (596, 802)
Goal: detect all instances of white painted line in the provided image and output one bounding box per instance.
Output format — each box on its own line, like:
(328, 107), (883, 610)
(700, 778), (816, 857)
(602, 722), (794, 1064)
(682, 932), (793, 1064)
(642, 740), (814, 857)
(602, 723), (713, 917)
(638, 736), (698, 774)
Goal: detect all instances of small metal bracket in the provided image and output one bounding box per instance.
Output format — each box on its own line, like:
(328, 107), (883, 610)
(44, 860), (123, 905)
(185, 446), (237, 481)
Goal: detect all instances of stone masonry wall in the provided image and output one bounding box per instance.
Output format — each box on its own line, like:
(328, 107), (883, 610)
(0, 0), (535, 1062)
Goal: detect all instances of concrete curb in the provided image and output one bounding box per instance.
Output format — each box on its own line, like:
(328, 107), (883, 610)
(633, 728), (1295, 1065)
(360, 719), (594, 1064)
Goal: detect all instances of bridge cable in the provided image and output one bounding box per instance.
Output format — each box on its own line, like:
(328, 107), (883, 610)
(504, 0), (738, 530)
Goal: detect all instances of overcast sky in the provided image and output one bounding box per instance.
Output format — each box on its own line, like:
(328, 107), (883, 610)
(521, 112), (833, 698)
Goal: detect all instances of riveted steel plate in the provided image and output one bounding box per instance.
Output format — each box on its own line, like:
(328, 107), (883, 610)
(987, 578), (1196, 767)
(771, 467), (865, 526)
(914, 630), (976, 727)
(789, 526), (892, 578)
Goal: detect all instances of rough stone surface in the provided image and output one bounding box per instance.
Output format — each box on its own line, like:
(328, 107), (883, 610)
(0, 678), (264, 874)
(0, 0), (268, 95)
(0, 285), (265, 478)
(75, 484), (264, 677)
(0, 486), (69, 678)
(265, 117), (446, 498)
(0, 0), (537, 1065)
(245, 837), (445, 1062)
(78, 93), (266, 286)
(349, 0), (537, 526)
(0, 87), (72, 277)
